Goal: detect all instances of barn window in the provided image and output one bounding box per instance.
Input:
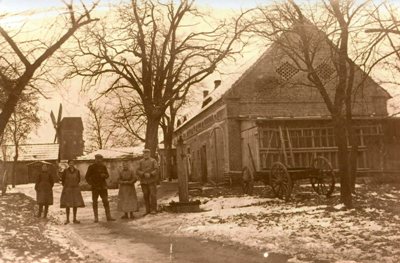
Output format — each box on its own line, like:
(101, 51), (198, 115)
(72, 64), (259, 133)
(316, 62), (335, 80)
(275, 62), (299, 80)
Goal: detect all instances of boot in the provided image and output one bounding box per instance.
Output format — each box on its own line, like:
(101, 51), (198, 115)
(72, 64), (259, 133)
(129, 212), (134, 219)
(36, 205), (43, 218)
(43, 205), (49, 218)
(104, 203), (115, 221)
(72, 207), (80, 224)
(93, 203), (99, 223)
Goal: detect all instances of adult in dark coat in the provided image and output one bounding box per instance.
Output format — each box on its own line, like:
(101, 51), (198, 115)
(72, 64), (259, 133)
(85, 154), (115, 222)
(35, 163), (54, 218)
(137, 149), (159, 215)
(60, 160), (85, 224)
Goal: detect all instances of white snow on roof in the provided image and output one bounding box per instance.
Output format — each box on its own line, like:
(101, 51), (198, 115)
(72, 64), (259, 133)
(175, 46), (268, 130)
(0, 143), (59, 162)
(78, 145), (145, 160)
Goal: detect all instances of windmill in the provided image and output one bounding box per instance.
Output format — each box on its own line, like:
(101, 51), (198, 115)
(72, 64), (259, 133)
(50, 103), (63, 143)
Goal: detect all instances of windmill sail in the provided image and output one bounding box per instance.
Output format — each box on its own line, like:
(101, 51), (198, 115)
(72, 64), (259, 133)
(50, 111), (57, 129)
(50, 103), (63, 143)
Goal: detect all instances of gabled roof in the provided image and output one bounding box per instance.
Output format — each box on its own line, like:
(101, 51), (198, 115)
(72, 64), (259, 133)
(0, 143), (59, 162)
(175, 47), (269, 132)
(175, 23), (392, 132)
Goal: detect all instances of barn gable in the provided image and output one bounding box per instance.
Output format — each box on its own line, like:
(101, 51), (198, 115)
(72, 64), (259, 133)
(224, 41), (390, 119)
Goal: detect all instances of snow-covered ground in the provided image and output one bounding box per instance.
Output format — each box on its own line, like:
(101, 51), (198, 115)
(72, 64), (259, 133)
(8, 181), (400, 263)
(134, 183), (400, 263)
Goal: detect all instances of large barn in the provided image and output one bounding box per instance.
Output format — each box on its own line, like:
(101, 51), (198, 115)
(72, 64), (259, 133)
(173, 38), (399, 185)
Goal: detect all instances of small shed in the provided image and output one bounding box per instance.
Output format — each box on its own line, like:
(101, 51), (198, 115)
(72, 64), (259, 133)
(0, 143), (59, 185)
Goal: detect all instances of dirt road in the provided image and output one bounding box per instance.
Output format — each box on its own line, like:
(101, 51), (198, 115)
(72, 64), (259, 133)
(11, 183), (289, 263)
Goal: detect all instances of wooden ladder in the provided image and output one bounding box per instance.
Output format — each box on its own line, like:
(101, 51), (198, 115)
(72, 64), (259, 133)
(278, 126), (295, 167)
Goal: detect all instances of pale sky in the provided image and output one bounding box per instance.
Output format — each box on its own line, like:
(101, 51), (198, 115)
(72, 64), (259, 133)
(1, 0), (399, 144)
(0, 0), (264, 12)
(0, 0), (265, 144)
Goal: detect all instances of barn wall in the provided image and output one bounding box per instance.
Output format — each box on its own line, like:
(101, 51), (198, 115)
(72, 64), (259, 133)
(174, 103), (229, 183)
(225, 42), (389, 119)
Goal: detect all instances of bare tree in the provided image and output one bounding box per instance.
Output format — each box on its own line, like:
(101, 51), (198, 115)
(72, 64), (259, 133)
(160, 96), (186, 180)
(64, 0), (251, 156)
(252, 0), (390, 208)
(85, 99), (141, 152)
(111, 92), (147, 143)
(0, 1), (99, 138)
(85, 100), (116, 152)
(366, 1), (400, 82)
(4, 91), (40, 187)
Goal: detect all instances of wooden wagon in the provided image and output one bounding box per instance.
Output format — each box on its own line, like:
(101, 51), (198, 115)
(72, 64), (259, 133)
(241, 125), (336, 200)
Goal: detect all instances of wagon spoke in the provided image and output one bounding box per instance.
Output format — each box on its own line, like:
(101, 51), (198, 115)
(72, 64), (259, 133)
(270, 162), (291, 200)
(311, 156), (335, 197)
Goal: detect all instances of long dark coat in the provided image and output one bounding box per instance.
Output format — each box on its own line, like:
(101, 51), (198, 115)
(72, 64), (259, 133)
(35, 171), (54, 205)
(60, 168), (85, 208)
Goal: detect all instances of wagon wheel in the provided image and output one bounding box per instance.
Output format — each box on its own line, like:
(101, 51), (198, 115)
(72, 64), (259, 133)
(269, 162), (292, 201)
(310, 156), (335, 197)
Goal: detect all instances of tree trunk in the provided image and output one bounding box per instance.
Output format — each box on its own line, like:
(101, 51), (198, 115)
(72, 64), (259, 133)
(144, 116), (161, 157)
(0, 73), (33, 138)
(163, 125), (174, 181)
(1, 169), (7, 196)
(333, 117), (353, 208)
(347, 123), (358, 193)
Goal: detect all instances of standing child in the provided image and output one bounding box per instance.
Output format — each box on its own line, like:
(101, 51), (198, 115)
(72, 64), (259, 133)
(60, 160), (85, 224)
(118, 161), (138, 219)
(35, 163), (54, 218)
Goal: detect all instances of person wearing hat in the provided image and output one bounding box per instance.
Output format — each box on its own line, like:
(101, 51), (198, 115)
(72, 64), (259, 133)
(60, 159), (85, 224)
(85, 154), (115, 222)
(35, 163), (54, 219)
(137, 149), (159, 215)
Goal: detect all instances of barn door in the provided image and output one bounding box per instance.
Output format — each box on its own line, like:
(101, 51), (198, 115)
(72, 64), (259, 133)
(210, 127), (225, 183)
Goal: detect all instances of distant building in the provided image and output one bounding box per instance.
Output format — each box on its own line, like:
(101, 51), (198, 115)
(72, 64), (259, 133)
(0, 143), (59, 184)
(59, 117), (84, 160)
(0, 117), (85, 185)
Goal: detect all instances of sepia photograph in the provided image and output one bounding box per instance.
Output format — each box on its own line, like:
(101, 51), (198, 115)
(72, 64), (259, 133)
(0, 0), (399, 262)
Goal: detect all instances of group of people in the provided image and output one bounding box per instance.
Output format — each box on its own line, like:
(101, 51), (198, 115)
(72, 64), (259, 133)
(34, 148), (159, 224)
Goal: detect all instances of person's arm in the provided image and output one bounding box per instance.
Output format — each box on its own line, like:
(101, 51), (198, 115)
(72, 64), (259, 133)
(101, 165), (110, 179)
(136, 161), (144, 176)
(61, 170), (66, 186)
(118, 171), (125, 185)
(150, 159), (159, 176)
(77, 170), (81, 184)
(136, 161), (145, 181)
(132, 171), (138, 184)
(85, 166), (93, 185)
(34, 173), (40, 191)
(125, 171), (136, 184)
(49, 172), (54, 188)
